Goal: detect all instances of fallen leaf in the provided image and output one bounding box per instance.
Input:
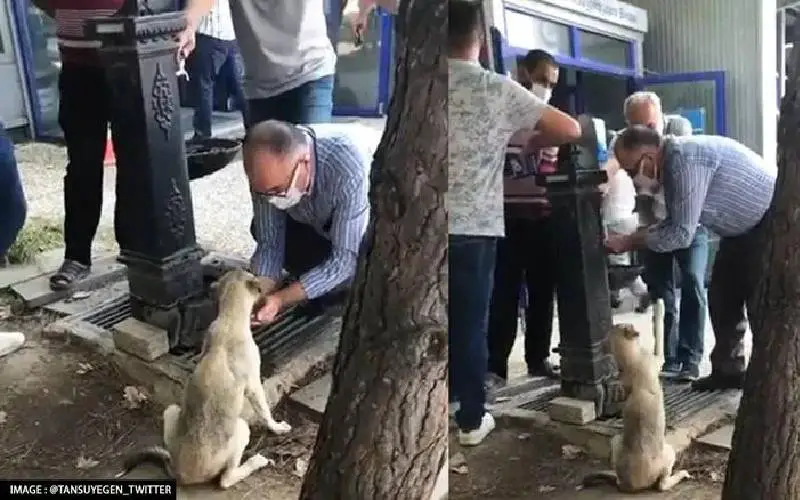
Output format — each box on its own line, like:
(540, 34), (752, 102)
(68, 291), (92, 301)
(450, 452), (469, 475)
(0, 411), (7, 424)
(76, 362), (93, 375)
(122, 386), (149, 409)
(561, 444), (583, 460)
(538, 485), (556, 493)
(517, 433), (531, 440)
(293, 458), (308, 478)
(710, 471), (722, 482)
(452, 464), (469, 475)
(76, 456), (99, 470)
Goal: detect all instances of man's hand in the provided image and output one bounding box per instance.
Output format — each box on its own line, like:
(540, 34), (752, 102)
(253, 294), (283, 326)
(604, 233), (632, 254)
(179, 0), (211, 58)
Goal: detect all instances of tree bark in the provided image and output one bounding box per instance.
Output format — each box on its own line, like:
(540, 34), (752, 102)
(299, 1), (447, 499)
(721, 51), (800, 499)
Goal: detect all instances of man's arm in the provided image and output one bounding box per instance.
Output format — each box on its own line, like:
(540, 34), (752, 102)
(644, 154), (713, 252)
(184, 0), (214, 28)
(503, 80), (581, 147)
(249, 194), (287, 288)
(279, 176), (368, 305)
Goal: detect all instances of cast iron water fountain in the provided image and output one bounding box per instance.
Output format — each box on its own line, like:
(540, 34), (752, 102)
(82, 1), (337, 362)
(536, 139), (629, 418)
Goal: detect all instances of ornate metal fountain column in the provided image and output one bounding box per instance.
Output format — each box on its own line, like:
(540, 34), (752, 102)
(537, 144), (625, 417)
(85, 3), (213, 351)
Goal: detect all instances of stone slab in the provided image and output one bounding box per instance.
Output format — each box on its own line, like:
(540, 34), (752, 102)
(43, 318), (116, 355)
(289, 373), (332, 417)
(43, 280), (129, 317)
(695, 424), (734, 451)
(549, 397), (596, 425)
(113, 317), (170, 361)
(10, 255), (126, 309)
(0, 248), (64, 289)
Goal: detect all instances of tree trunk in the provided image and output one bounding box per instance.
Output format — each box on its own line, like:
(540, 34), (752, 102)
(721, 51), (800, 499)
(299, 1), (447, 499)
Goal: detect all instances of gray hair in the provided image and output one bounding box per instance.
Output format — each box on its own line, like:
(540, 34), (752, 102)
(623, 91), (662, 120)
(244, 120), (308, 157)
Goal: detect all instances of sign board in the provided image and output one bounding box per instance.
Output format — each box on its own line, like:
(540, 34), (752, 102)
(536, 0), (648, 32)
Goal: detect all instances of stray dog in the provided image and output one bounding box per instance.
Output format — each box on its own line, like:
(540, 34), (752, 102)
(582, 299), (691, 492)
(116, 269), (292, 488)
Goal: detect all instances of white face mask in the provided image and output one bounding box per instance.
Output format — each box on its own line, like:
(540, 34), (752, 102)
(530, 83), (552, 103)
(267, 167), (305, 210)
(633, 172), (659, 195)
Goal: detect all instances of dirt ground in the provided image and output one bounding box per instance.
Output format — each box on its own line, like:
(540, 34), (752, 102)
(0, 295), (316, 499)
(449, 422), (729, 500)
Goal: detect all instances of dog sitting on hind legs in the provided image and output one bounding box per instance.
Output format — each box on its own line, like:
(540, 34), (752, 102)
(115, 268), (292, 488)
(582, 299), (692, 493)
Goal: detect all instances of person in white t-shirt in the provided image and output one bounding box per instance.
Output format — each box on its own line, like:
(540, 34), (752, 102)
(448, 0), (581, 447)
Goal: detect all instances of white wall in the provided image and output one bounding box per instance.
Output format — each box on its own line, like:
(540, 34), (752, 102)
(629, 0), (778, 167)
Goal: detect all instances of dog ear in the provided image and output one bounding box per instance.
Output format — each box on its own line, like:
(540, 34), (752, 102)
(245, 276), (264, 296)
(622, 325), (640, 340)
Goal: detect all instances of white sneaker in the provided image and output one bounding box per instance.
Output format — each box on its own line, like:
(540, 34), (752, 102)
(458, 412), (495, 446)
(0, 331), (24, 358)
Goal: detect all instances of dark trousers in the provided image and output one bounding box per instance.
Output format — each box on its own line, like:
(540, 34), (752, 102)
(191, 34), (248, 138)
(246, 75), (335, 127)
(487, 217), (557, 379)
(708, 225), (763, 375)
(642, 227), (709, 370)
(0, 124), (25, 257)
(448, 234), (497, 431)
(59, 64), (120, 266)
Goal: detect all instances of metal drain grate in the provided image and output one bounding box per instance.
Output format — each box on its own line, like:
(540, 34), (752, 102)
(80, 293), (339, 375)
(520, 388), (561, 412)
(496, 378), (559, 400)
(82, 295), (132, 329)
(176, 305), (340, 375)
(519, 383), (738, 426)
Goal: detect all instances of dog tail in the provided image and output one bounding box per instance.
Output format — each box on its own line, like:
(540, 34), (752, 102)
(115, 446), (174, 479)
(652, 298), (665, 361)
(582, 470), (619, 488)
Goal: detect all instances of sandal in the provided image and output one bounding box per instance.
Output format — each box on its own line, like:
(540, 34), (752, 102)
(49, 260), (91, 291)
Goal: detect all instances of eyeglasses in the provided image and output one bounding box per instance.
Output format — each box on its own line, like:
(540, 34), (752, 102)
(257, 162), (302, 197)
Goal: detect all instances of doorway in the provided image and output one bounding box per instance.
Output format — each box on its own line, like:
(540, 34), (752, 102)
(0, 1), (27, 128)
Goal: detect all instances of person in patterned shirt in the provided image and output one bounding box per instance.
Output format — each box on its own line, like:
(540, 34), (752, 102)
(448, 0), (581, 447)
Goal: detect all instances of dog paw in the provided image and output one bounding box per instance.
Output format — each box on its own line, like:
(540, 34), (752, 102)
(269, 420), (292, 434)
(248, 453), (274, 470)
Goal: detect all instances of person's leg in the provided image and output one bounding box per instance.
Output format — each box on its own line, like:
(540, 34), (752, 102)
(486, 219), (524, 381)
(448, 234), (497, 444)
(523, 217), (558, 378)
(674, 227), (709, 381)
(0, 125), (26, 261)
(50, 65), (110, 290)
(693, 231), (757, 391)
(644, 249), (680, 374)
(222, 43), (250, 128)
(191, 34), (228, 139)
(246, 75), (335, 129)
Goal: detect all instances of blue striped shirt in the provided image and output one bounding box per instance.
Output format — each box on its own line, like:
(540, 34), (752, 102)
(646, 135), (777, 253)
(250, 123), (376, 299)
